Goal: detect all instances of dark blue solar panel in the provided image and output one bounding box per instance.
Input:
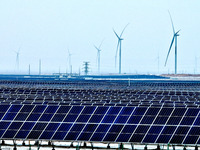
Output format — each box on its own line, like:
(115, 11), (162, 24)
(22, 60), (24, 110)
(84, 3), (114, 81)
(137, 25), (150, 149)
(39, 114), (54, 121)
(120, 107), (134, 115)
(171, 108), (186, 116)
(194, 117), (200, 125)
(103, 133), (118, 141)
(115, 115), (129, 123)
(102, 115), (116, 123)
(158, 108), (173, 116)
(70, 124), (85, 132)
(0, 105), (10, 112)
(109, 125), (123, 133)
(27, 114), (41, 121)
(20, 105), (34, 112)
(21, 122), (35, 130)
(51, 114), (66, 122)
(27, 131), (42, 139)
(45, 123), (59, 131)
(132, 107), (147, 115)
(69, 106), (83, 114)
(83, 124), (98, 132)
(76, 115), (91, 122)
(148, 126), (163, 134)
(170, 135), (185, 144)
(52, 131), (67, 140)
(143, 134), (158, 143)
(185, 109), (199, 116)
(2, 113), (17, 120)
(189, 127), (200, 135)
(127, 116), (142, 124)
(107, 107), (121, 115)
(156, 135), (171, 143)
(116, 134), (132, 142)
(2, 130), (18, 138)
(8, 105), (22, 112)
(175, 126), (190, 135)
(0, 113), (4, 120)
(122, 125), (136, 133)
(15, 131), (30, 139)
(180, 117), (195, 125)
(96, 124), (110, 132)
(33, 123), (48, 130)
(78, 132), (92, 141)
(57, 106), (71, 113)
(44, 106), (59, 113)
(40, 131), (54, 139)
(184, 136), (199, 144)
(32, 105), (46, 113)
(129, 134), (144, 142)
(90, 133), (105, 141)
(167, 117), (182, 125)
(89, 115), (104, 123)
(14, 113), (29, 121)
(135, 125), (150, 133)
(154, 117), (169, 124)
(63, 114), (78, 122)
(57, 123), (72, 131)
(161, 126), (176, 134)
(8, 122), (23, 129)
(145, 108), (160, 115)
(94, 107), (109, 114)
(81, 106), (96, 114)
(140, 116), (155, 124)
(0, 130), (5, 138)
(65, 132), (79, 140)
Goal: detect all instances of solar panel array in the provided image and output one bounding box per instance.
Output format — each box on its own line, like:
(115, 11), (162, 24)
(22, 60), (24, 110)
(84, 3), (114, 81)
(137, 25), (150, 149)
(0, 80), (200, 145)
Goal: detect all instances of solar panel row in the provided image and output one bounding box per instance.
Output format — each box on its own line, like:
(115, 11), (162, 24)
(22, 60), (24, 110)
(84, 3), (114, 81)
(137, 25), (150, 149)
(0, 104), (200, 144)
(0, 86), (199, 107)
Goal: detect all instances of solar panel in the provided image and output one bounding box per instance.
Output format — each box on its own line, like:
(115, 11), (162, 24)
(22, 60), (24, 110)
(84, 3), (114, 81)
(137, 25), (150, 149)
(0, 80), (200, 147)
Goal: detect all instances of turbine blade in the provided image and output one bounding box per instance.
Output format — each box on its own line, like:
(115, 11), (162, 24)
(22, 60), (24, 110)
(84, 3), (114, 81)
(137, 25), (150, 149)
(120, 23), (130, 37)
(168, 11), (175, 34)
(113, 29), (120, 39)
(94, 45), (100, 51)
(68, 49), (70, 55)
(165, 35), (175, 66)
(99, 39), (105, 49)
(176, 29), (181, 35)
(115, 40), (120, 67)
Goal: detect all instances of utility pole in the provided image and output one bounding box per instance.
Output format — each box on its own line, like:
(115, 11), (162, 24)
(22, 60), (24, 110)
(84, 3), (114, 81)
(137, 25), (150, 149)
(83, 62), (89, 75)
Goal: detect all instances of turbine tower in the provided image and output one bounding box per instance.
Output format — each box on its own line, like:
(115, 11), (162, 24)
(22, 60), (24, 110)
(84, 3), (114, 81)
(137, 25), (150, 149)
(68, 49), (72, 74)
(113, 23), (129, 74)
(165, 11), (180, 74)
(94, 40), (104, 74)
(14, 47), (20, 72)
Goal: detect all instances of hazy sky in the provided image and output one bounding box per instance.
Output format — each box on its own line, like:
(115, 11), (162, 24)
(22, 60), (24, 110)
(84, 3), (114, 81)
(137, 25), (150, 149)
(0, 0), (200, 74)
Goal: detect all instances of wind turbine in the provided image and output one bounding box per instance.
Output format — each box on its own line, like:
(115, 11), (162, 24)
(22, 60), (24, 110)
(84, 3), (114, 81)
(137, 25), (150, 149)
(94, 40), (104, 74)
(14, 47), (21, 72)
(68, 49), (72, 74)
(165, 11), (180, 74)
(113, 23), (129, 74)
